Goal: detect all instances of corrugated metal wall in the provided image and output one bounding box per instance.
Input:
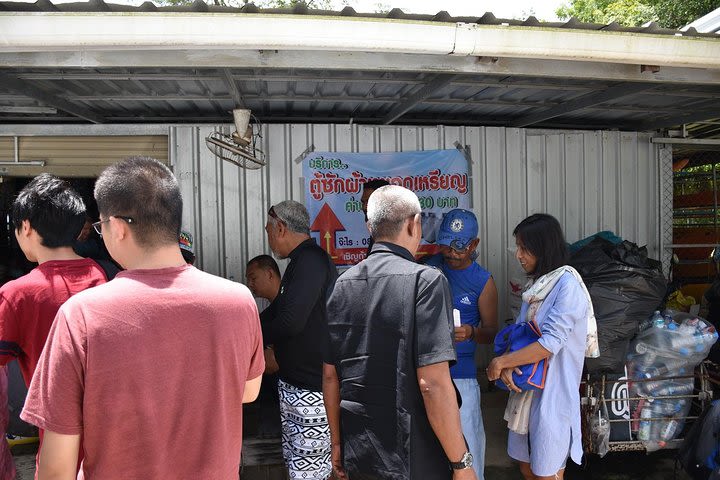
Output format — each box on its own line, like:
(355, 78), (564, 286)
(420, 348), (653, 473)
(0, 135), (168, 177)
(171, 124), (664, 320)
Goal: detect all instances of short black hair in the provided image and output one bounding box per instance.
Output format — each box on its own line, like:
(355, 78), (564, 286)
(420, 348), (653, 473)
(247, 254), (281, 278)
(94, 156), (182, 247)
(513, 213), (569, 279)
(363, 179), (390, 191)
(12, 173), (86, 248)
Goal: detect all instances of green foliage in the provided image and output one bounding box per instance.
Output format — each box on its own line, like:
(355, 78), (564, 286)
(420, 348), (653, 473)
(651, 0), (720, 29)
(556, 0), (719, 28)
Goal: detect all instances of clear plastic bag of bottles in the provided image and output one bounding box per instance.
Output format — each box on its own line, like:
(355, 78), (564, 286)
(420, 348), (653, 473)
(590, 401), (611, 457)
(627, 310), (718, 451)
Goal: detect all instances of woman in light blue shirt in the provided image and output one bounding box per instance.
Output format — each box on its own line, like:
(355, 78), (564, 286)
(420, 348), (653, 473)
(487, 214), (589, 480)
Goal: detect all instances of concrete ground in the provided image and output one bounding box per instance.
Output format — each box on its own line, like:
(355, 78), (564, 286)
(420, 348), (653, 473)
(10, 388), (692, 479)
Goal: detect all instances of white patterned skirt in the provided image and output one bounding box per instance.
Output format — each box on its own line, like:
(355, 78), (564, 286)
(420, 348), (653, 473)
(277, 379), (332, 479)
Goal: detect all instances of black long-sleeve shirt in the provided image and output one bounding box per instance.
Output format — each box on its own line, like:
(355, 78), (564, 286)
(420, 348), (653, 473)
(260, 238), (337, 391)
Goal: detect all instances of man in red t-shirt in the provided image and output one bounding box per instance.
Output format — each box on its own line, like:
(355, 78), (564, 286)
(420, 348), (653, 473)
(0, 174), (108, 386)
(0, 174), (108, 479)
(22, 157), (264, 479)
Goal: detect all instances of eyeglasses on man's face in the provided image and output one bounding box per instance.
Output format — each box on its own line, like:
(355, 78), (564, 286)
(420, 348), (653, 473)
(92, 216), (136, 236)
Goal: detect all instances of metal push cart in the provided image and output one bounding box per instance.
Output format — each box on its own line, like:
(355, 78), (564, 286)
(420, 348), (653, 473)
(581, 361), (714, 454)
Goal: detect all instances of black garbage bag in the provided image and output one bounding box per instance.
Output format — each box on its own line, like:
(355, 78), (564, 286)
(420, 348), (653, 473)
(571, 238), (666, 374)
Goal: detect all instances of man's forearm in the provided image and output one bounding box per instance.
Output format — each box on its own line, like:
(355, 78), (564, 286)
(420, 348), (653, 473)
(322, 363), (342, 447)
(417, 364), (467, 464)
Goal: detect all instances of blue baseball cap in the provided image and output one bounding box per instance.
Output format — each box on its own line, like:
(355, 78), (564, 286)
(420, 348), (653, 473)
(436, 209), (478, 250)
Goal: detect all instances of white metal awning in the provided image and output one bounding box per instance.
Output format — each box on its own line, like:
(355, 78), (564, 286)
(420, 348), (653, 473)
(0, 3), (719, 138)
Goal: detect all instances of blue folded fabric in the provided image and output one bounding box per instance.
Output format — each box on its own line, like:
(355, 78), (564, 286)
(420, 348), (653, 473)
(493, 321), (547, 391)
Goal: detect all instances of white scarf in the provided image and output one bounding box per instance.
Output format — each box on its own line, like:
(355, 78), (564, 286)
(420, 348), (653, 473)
(505, 265), (599, 434)
(523, 265), (599, 359)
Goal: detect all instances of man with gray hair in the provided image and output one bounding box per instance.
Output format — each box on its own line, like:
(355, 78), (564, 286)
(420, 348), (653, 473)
(262, 200), (337, 479)
(323, 186), (476, 480)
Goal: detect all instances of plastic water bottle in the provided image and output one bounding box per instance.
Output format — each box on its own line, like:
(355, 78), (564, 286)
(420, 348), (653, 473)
(669, 334), (701, 356)
(653, 381), (694, 398)
(654, 400), (683, 416)
(679, 318), (700, 336)
(698, 327), (719, 347)
(640, 311), (662, 331)
(638, 407), (652, 441)
(660, 418), (680, 442)
(653, 311), (666, 328)
(643, 359), (687, 378)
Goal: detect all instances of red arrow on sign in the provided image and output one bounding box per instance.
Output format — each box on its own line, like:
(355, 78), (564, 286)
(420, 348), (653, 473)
(310, 203), (346, 259)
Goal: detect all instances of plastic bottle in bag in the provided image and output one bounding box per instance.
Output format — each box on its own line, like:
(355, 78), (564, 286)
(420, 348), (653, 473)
(669, 334), (703, 356)
(642, 359), (687, 378)
(640, 311), (664, 332)
(699, 327), (719, 347)
(678, 318), (699, 336)
(660, 418), (680, 442)
(655, 399), (686, 416)
(651, 380), (694, 397)
(638, 406), (652, 441)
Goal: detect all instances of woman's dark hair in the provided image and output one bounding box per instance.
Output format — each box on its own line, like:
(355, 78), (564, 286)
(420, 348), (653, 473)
(513, 213), (569, 279)
(12, 173), (86, 248)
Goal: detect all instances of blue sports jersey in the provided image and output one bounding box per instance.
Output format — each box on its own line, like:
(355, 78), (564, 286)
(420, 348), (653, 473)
(426, 254), (491, 379)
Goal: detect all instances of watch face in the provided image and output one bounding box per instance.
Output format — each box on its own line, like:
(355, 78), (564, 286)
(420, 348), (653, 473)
(451, 451), (473, 469)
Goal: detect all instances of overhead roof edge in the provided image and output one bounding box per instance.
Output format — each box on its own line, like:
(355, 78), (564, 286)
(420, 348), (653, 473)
(1, 14), (720, 70)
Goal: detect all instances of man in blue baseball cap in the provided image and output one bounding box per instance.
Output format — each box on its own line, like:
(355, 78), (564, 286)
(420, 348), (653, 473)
(426, 208), (498, 480)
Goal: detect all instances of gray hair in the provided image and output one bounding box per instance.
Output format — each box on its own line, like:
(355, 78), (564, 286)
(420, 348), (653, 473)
(367, 185), (421, 240)
(270, 200), (310, 235)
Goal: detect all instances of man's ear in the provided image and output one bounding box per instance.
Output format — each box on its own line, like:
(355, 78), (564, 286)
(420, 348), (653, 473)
(19, 219), (32, 237)
(264, 268), (273, 281)
(275, 220), (288, 238)
(109, 216), (130, 242)
(408, 213), (421, 237)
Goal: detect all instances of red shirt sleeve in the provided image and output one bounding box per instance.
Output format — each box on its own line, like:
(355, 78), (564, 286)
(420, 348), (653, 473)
(21, 305), (86, 435)
(246, 300), (265, 381)
(0, 292), (22, 365)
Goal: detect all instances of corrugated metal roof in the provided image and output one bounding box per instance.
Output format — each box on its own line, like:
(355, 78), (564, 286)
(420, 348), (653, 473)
(0, 0), (717, 38)
(1, 66), (718, 137)
(683, 6), (720, 34)
(1, 3), (719, 139)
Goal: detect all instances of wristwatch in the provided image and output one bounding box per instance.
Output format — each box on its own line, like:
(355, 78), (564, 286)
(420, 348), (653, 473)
(450, 451), (473, 470)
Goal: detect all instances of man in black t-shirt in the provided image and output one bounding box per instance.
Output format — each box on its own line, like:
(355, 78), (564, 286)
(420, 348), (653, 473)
(262, 200), (337, 480)
(323, 186), (476, 480)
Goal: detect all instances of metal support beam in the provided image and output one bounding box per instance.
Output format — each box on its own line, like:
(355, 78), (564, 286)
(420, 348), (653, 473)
(0, 106), (57, 114)
(637, 111), (720, 132)
(222, 68), (245, 108)
(0, 73), (105, 123)
(0, 92), (703, 115)
(382, 74), (456, 124)
(651, 137), (720, 145)
(510, 82), (655, 127)
(4, 50), (720, 86)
